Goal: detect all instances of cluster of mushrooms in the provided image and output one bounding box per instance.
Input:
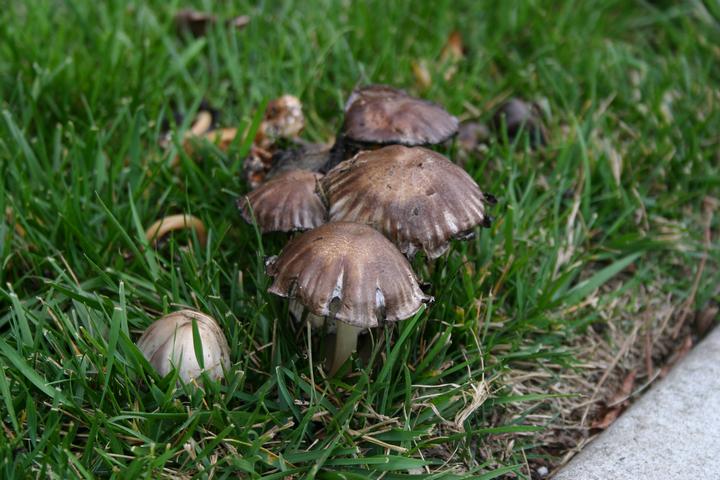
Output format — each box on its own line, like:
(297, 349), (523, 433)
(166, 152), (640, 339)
(136, 85), (499, 382)
(241, 85), (496, 374)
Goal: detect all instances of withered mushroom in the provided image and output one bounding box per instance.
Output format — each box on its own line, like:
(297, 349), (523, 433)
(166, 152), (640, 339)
(328, 84), (459, 167)
(239, 169), (327, 233)
(322, 145), (495, 259)
(243, 95), (306, 187)
(265, 143), (331, 181)
(255, 95), (305, 149)
(266, 222), (431, 374)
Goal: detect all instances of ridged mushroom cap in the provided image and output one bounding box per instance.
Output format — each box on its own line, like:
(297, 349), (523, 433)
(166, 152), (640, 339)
(240, 170), (327, 233)
(266, 222), (431, 328)
(343, 85), (458, 146)
(322, 145), (491, 259)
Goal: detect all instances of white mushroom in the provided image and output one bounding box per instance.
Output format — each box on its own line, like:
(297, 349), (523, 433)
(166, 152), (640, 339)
(136, 310), (230, 384)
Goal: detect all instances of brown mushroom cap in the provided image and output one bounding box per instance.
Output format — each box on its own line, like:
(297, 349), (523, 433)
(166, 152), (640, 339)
(322, 145), (491, 259)
(240, 170), (327, 233)
(266, 222), (430, 328)
(343, 85), (458, 146)
(491, 98), (546, 147)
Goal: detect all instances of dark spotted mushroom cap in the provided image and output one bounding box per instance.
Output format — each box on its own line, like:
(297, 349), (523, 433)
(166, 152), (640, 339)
(322, 145), (492, 259)
(266, 222), (431, 328)
(343, 85), (459, 146)
(240, 170), (327, 233)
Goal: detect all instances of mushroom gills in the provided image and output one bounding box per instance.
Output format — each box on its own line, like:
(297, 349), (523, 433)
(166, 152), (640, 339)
(290, 298), (328, 330)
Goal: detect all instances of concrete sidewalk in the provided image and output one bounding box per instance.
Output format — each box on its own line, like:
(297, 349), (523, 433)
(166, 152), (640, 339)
(554, 327), (720, 480)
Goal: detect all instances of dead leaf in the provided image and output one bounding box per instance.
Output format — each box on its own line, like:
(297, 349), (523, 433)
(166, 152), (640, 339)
(189, 110), (214, 137)
(590, 370), (637, 430)
(144, 214), (207, 248)
(660, 336), (693, 378)
(440, 30), (464, 63)
(228, 15), (250, 30)
(411, 60), (432, 90)
(604, 139), (623, 187)
(5, 207), (26, 238)
(615, 369), (638, 402)
(440, 31), (464, 81)
(411, 30), (465, 90)
(694, 303), (718, 337)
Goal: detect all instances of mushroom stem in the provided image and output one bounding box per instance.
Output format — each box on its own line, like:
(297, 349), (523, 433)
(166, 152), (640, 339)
(329, 321), (364, 375)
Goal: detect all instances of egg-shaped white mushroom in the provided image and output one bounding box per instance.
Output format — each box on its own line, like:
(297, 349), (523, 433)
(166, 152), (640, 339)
(136, 310), (231, 384)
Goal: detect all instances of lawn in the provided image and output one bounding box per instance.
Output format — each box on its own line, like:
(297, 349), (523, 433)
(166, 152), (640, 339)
(1, 0), (719, 478)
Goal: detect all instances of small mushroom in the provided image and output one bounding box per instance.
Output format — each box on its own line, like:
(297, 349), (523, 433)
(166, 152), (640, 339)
(344, 85), (457, 143)
(453, 121), (490, 167)
(322, 145), (494, 259)
(266, 222), (431, 374)
(457, 121), (490, 152)
(491, 98), (546, 147)
(136, 310), (231, 384)
(328, 84), (459, 167)
(239, 170), (327, 233)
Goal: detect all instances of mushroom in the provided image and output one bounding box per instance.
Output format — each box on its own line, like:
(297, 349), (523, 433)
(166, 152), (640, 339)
(239, 169), (327, 233)
(327, 84), (459, 168)
(453, 121), (490, 167)
(491, 98), (546, 147)
(457, 121), (490, 152)
(266, 222), (431, 374)
(136, 310), (231, 384)
(322, 145), (495, 259)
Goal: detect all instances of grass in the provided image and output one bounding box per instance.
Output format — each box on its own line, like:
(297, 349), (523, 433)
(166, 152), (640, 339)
(1, 0), (719, 477)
